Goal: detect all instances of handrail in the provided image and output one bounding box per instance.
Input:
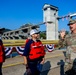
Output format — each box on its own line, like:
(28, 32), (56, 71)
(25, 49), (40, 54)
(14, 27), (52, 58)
(3, 40), (59, 47)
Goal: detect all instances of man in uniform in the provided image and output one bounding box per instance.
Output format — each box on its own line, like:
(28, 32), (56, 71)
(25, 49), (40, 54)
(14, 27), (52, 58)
(59, 19), (76, 74)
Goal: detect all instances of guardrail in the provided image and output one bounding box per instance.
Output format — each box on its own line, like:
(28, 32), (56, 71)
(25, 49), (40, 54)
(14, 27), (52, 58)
(3, 40), (59, 47)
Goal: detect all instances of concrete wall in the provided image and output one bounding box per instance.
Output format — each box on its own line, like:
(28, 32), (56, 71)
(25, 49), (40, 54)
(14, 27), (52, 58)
(2, 25), (39, 40)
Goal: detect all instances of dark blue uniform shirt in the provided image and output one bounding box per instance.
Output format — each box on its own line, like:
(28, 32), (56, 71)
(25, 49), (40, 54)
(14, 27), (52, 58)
(23, 39), (33, 56)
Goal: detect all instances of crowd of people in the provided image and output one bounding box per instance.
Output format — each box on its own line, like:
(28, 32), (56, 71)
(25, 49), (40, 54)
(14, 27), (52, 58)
(0, 19), (76, 75)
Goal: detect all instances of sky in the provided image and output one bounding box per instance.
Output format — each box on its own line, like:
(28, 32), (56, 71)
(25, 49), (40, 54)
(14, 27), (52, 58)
(0, 0), (76, 31)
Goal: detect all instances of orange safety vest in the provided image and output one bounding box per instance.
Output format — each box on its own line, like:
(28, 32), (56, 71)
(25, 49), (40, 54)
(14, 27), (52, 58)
(29, 41), (45, 60)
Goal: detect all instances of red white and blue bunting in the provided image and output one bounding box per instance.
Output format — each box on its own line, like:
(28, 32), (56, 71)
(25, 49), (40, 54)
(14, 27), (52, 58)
(4, 44), (55, 56)
(15, 46), (24, 55)
(5, 47), (13, 56)
(46, 44), (54, 52)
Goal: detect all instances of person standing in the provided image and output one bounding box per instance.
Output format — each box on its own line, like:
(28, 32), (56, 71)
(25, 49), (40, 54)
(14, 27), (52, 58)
(0, 31), (5, 75)
(23, 29), (45, 75)
(59, 19), (76, 73)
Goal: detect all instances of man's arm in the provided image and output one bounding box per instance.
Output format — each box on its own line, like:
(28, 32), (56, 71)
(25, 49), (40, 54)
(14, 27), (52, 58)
(23, 40), (31, 65)
(59, 30), (71, 63)
(40, 57), (45, 64)
(23, 56), (28, 65)
(58, 30), (66, 49)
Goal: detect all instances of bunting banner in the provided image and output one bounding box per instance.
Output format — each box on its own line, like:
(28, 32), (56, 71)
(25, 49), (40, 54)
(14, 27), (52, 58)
(15, 46), (24, 55)
(66, 16), (68, 20)
(4, 44), (55, 56)
(5, 47), (13, 56)
(46, 44), (55, 52)
(62, 17), (64, 21)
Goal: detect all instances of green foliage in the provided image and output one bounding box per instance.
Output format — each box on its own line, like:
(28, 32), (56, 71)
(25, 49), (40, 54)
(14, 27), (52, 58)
(40, 32), (46, 39)
(66, 31), (69, 35)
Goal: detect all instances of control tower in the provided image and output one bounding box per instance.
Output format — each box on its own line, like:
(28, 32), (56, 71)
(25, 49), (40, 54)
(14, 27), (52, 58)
(43, 4), (58, 40)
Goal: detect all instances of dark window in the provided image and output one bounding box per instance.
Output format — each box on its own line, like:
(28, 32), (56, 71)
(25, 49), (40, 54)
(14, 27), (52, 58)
(22, 29), (28, 33)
